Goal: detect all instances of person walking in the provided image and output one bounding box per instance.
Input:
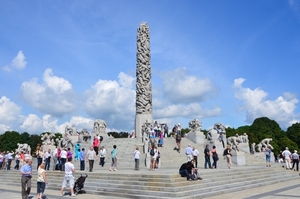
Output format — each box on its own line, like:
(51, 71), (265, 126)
(282, 147), (292, 170)
(184, 144), (193, 162)
(211, 146), (219, 169)
(134, 147), (140, 170)
(20, 158), (32, 199)
(60, 148), (67, 171)
(86, 146), (97, 172)
(36, 147), (44, 170)
(44, 149), (51, 171)
(6, 150), (14, 170)
(59, 157), (76, 197)
(291, 150), (299, 171)
(14, 152), (21, 170)
(223, 145), (232, 169)
(37, 163), (48, 199)
(52, 147), (58, 171)
(99, 146), (106, 167)
(109, 145), (118, 171)
(204, 145), (212, 169)
(265, 146), (272, 167)
(192, 147), (199, 168)
(93, 136), (99, 156)
(80, 148), (85, 171)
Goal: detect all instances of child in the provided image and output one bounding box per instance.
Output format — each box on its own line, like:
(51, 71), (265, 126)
(133, 147), (140, 170)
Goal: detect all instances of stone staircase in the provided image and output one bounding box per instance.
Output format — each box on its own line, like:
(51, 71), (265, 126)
(0, 165), (298, 198)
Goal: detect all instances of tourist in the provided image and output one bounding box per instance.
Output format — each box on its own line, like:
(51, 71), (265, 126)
(99, 146), (106, 167)
(190, 159), (203, 180)
(163, 124), (169, 138)
(278, 150), (285, 167)
(155, 148), (160, 169)
(204, 145), (212, 169)
(59, 157), (76, 197)
(52, 147), (58, 171)
(57, 147), (61, 170)
(109, 145), (118, 171)
(134, 146), (140, 170)
(282, 147), (292, 170)
(36, 146), (44, 170)
(158, 130), (164, 147)
(37, 163), (48, 199)
(265, 146), (272, 167)
(6, 150), (14, 170)
(0, 152), (4, 170)
(185, 144), (193, 162)
(291, 150), (299, 171)
(223, 145), (232, 169)
(14, 152), (21, 170)
(149, 145), (157, 171)
(75, 143), (81, 161)
(24, 151), (31, 161)
(179, 161), (193, 181)
(192, 146), (199, 168)
(80, 148), (85, 171)
(60, 148), (67, 171)
(93, 136), (99, 156)
(20, 151), (25, 166)
(44, 149), (51, 170)
(20, 158), (32, 199)
(175, 134), (181, 153)
(211, 146), (219, 169)
(86, 146), (97, 172)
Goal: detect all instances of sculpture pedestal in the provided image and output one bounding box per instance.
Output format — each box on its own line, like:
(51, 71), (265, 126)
(186, 131), (204, 144)
(135, 113), (153, 139)
(239, 143), (250, 153)
(256, 152), (275, 162)
(232, 151), (246, 166)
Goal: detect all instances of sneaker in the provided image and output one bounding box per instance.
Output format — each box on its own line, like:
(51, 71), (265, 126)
(71, 194), (76, 197)
(59, 193), (63, 196)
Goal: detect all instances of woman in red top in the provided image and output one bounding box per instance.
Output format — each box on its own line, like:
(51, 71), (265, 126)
(20, 151), (25, 166)
(93, 136), (99, 155)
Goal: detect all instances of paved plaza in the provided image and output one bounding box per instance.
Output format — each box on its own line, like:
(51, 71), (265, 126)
(1, 178), (299, 199)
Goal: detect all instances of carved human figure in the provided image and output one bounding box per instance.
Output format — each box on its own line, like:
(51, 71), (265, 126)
(256, 143), (262, 152)
(227, 134), (241, 151)
(260, 138), (273, 149)
(188, 119), (202, 132)
(239, 133), (249, 143)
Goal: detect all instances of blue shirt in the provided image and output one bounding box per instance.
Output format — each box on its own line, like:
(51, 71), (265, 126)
(80, 151), (85, 161)
(20, 164), (32, 177)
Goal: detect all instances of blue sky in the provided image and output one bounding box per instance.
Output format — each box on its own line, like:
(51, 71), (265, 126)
(1, 0), (300, 134)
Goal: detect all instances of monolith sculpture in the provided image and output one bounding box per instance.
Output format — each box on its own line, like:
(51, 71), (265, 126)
(135, 22), (153, 138)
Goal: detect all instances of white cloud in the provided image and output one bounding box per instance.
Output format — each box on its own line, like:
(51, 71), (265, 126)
(233, 78), (299, 128)
(154, 103), (221, 119)
(118, 72), (135, 88)
(84, 72), (135, 130)
(20, 68), (76, 117)
(2, 51), (27, 72)
(20, 114), (43, 132)
(161, 68), (217, 104)
(0, 96), (22, 123)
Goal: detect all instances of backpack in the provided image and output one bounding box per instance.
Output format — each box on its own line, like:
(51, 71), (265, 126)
(150, 148), (155, 156)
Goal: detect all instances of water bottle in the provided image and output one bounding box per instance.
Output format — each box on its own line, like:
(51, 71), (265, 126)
(46, 184), (48, 189)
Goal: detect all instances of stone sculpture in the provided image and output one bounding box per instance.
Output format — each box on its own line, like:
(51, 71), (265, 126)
(227, 134), (242, 151)
(188, 119), (202, 132)
(141, 120), (152, 153)
(56, 134), (73, 149)
(135, 22), (153, 138)
(256, 138), (274, 152)
(239, 133), (249, 143)
(207, 123), (226, 141)
(16, 143), (31, 154)
(93, 119), (107, 134)
(41, 133), (55, 146)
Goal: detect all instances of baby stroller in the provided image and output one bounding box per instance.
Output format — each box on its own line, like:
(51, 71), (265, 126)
(73, 174), (88, 195)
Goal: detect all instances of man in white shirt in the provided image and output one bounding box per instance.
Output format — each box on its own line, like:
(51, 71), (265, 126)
(184, 145), (193, 162)
(192, 146), (199, 168)
(60, 148), (67, 171)
(282, 147), (292, 170)
(52, 147), (58, 171)
(44, 149), (51, 170)
(86, 146), (97, 172)
(60, 157), (76, 197)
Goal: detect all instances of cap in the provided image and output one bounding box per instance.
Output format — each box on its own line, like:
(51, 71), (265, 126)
(286, 147), (289, 150)
(295, 150), (297, 153)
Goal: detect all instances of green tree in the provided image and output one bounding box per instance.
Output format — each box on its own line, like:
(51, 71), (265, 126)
(286, 122), (300, 147)
(0, 131), (22, 151)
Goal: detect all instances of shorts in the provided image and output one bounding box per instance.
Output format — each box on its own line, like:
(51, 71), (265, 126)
(266, 156), (271, 162)
(62, 175), (74, 188)
(37, 181), (46, 194)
